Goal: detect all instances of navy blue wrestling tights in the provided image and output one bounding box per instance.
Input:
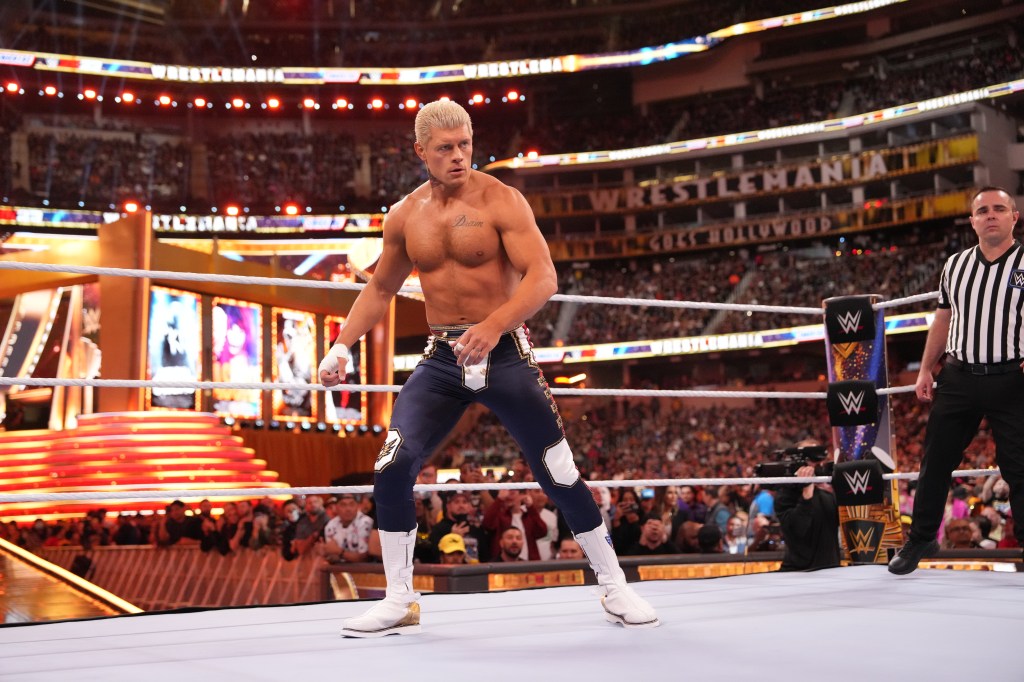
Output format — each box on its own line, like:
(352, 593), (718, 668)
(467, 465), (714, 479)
(372, 325), (602, 534)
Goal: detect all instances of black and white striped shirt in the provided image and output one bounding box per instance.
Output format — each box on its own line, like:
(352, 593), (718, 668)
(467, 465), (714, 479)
(938, 240), (1024, 363)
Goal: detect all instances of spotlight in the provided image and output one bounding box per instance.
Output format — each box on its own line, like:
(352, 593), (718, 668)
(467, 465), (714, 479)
(301, 422), (312, 431)
(231, 97), (244, 108)
(194, 97), (207, 108)
(267, 97), (280, 109)
(225, 205), (240, 217)
(316, 422), (328, 432)
(344, 424), (355, 434)
(223, 416), (236, 426)
(284, 203), (299, 216)
(158, 94), (171, 106)
(332, 423), (342, 433)
(334, 97), (348, 109)
(5, 82), (19, 93)
(302, 97), (316, 109)
(371, 424), (384, 435)
(83, 88), (97, 100)
(358, 425), (369, 435)
(123, 200), (139, 213)
(269, 420), (281, 430)
(122, 91), (135, 103)
(285, 421), (296, 430)
(370, 97), (383, 109)
(44, 85), (57, 96)
(254, 419), (265, 428)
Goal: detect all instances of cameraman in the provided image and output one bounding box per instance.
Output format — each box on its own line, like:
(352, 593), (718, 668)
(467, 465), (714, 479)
(775, 458), (841, 572)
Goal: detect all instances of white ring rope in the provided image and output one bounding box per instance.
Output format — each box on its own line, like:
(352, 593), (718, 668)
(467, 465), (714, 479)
(0, 376), (920, 399)
(0, 469), (999, 505)
(873, 291), (939, 309)
(0, 261), (936, 314)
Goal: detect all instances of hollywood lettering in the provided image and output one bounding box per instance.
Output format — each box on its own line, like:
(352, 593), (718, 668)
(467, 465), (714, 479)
(647, 215), (833, 250)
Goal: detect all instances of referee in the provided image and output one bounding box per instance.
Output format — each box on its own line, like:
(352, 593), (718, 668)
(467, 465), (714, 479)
(889, 186), (1024, 574)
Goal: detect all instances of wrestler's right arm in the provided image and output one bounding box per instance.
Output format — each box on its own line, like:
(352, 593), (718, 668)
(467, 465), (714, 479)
(321, 205), (414, 385)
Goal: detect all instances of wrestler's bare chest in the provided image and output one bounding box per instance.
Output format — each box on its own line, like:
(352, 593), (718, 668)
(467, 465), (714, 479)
(406, 205), (501, 273)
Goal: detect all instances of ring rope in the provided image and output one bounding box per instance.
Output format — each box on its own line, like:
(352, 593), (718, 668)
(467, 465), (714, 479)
(873, 291), (938, 309)
(0, 376), (920, 399)
(0, 261), (936, 314)
(0, 469), (1000, 505)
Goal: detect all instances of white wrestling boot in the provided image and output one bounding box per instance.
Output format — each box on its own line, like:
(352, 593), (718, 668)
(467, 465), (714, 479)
(340, 529), (422, 637)
(576, 523), (660, 628)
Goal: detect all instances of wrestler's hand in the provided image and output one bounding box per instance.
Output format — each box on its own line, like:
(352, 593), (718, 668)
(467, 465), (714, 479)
(318, 343), (352, 387)
(449, 321), (503, 367)
(915, 367), (934, 402)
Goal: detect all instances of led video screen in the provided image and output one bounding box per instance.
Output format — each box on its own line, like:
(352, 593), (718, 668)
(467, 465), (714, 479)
(324, 315), (367, 425)
(212, 297), (263, 419)
(147, 286), (201, 410)
(271, 307), (316, 421)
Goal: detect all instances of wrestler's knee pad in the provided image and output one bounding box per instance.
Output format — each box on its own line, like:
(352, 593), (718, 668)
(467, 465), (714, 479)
(540, 437), (581, 488)
(535, 438), (601, 533)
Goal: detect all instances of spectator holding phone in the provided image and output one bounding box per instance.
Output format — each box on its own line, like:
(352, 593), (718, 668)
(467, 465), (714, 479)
(429, 490), (490, 562)
(611, 488), (643, 553)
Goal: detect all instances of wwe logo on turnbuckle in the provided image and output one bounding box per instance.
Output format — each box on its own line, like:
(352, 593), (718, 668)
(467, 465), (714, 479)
(848, 527), (876, 554)
(835, 310), (863, 335)
(842, 469), (873, 495)
(837, 390), (866, 415)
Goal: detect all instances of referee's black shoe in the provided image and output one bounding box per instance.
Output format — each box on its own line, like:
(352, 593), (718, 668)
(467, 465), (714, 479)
(888, 538), (939, 575)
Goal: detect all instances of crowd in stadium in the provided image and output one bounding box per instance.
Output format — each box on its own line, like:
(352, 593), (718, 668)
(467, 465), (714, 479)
(4, 0), (860, 68)
(521, 229), (952, 348)
(2, 17), (1021, 213)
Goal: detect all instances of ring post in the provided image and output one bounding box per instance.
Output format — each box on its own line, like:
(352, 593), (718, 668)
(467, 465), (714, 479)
(822, 295), (902, 565)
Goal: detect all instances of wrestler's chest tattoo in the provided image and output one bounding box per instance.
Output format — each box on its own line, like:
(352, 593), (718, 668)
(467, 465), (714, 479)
(451, 214), (484, 228)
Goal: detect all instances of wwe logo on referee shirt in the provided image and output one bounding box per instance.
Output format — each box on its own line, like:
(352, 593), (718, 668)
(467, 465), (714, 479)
(842, 469), (873, 495)
(1010, 269), (1024, 289)
(836, 310), (863, 335)
(838, 390), (866, 415)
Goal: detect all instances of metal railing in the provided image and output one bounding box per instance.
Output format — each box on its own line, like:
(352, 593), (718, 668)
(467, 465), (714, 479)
(39, 545), (331, 611)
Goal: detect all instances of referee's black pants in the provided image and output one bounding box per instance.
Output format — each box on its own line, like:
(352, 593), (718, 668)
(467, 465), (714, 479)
(911, 364), (1024, 545)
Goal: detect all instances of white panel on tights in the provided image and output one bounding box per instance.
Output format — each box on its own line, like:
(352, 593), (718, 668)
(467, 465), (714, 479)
(543, 437), (580, 487)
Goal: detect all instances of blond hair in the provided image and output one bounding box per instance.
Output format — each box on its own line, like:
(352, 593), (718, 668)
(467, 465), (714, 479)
(415, 99), (473, 146)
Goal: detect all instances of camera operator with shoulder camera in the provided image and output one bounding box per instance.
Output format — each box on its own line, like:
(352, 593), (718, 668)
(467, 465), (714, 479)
(769, 443), (842, 571)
